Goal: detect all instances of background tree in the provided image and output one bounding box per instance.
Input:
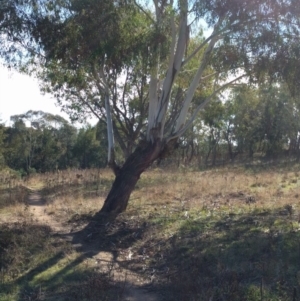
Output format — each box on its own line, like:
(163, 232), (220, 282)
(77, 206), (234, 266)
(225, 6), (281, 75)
(4, 118), (36, 173)
(227, 85), (262, 159)
(226, 83), (300, 161)
(73, 125), (107, 169)
(200, 98), (226, 166)
(32, 118), (78, 172)
(3, 111), (78, 173)
(257, 85), (299, 158)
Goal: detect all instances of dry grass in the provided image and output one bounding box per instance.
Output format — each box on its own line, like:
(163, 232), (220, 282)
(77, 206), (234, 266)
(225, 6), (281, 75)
(2, 164), (300, 300)
(0, 168), (120, 301)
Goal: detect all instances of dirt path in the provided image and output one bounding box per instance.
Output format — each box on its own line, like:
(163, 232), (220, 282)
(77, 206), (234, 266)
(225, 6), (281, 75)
(27, 191), (160, 301)
(27, 192), (62, 232)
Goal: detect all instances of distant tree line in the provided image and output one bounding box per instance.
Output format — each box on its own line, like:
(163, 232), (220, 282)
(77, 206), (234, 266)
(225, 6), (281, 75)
(0, 111), (108, 175)
(175, 83), (300, 167)
(1, 82), (300, 175)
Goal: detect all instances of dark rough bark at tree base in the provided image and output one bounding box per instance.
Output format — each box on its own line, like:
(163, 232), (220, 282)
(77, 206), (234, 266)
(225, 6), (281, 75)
(99, 140), (163, 215)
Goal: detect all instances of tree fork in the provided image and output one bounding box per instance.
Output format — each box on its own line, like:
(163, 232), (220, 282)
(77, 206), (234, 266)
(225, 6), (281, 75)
(99, 139), (164, 215)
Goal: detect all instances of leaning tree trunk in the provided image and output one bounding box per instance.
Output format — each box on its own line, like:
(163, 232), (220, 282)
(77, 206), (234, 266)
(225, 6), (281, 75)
(99, 140), (163, 215)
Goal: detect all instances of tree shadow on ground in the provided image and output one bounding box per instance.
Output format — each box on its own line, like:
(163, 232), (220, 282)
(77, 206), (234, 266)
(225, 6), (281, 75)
(69, 205), (300, 301)
(2, 204), (300, 301)
(148, 208), (300, 301)
(0, 222), (122, 301)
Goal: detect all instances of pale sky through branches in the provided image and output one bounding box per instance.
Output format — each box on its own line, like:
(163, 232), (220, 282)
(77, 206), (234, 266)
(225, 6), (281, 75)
(0, 66), (97, 126)
(0, 66), (67, 124)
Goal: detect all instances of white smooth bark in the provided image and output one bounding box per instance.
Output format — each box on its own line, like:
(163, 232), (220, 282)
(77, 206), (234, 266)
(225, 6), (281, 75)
(174, 17), (225, 133)
(173, 34), (219, 133)
(168, 74), (246, 142)
(154, 0), (188, 136)
(141, 1), (287, 152)
(147, 72), (158, 141)
(146, 1), (227, 144)
(104, 91), (115, 163)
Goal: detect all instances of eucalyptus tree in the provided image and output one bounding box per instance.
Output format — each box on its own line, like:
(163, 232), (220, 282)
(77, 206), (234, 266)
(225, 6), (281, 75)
(1, 0), (300, 214)
(35, 0), (155, 162)
(100, 0), (300, 214)
(41, 57), (150, 161)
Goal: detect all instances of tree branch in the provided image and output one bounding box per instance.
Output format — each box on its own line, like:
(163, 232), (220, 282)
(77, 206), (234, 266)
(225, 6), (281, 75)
(133, 0), (155, 24)
(168, 74), (246, 142)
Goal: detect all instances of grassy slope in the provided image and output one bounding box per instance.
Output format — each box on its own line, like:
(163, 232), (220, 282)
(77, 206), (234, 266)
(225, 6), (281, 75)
(1, 164), (300, 300)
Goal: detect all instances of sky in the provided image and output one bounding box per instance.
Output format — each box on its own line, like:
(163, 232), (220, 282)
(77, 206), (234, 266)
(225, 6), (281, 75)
(0, 66), (71, 125)
(0, 66), (98, 127)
